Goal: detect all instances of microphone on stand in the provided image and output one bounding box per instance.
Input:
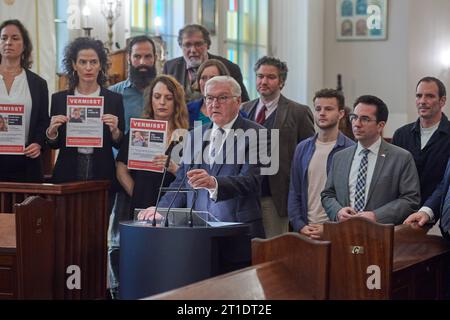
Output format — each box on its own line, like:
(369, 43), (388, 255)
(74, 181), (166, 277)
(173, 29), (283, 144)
(163, 141), (203, 227)
(164, 163), (193, 227)
(152, 136), (183, 226)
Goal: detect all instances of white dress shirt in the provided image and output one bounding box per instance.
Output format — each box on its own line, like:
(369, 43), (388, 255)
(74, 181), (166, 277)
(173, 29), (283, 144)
(205, 114), (239, 200)
(255, 94), (280, 121)
(349, 137), (382, 210)
(0, 70), (32, 144)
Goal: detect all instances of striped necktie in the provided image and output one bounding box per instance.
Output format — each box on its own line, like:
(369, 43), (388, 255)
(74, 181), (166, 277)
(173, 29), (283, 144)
(209, 127), (225, 166)
(354, 149), (370, 212)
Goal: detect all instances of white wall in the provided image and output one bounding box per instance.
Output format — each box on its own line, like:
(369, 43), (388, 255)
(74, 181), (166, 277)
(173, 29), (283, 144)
(323, 0), (450, 137)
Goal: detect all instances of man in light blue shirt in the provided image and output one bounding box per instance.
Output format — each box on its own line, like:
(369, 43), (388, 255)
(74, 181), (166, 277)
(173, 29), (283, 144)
(108, 35), (157, 299)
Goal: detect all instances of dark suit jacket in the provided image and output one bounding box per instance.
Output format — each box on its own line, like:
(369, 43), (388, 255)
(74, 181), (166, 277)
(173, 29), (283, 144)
(321, 139), (421, 225)
(0, 69), (50, 182)
(423, 158), (450, 238)
(47, 87), (124, 184)
(162, 53), (250, 102)
(158, 115), (265, 238)
(240, 95), (315, 217)
(392, 114), (450, 205)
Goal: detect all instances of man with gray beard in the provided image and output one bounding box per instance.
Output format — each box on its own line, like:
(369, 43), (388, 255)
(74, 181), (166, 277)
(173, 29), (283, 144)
(108, 35), (157, 299)
(163, 24), (249, 103)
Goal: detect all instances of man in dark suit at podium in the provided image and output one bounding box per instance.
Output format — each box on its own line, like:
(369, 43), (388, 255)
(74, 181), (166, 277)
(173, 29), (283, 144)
(138, 76), (266, 238)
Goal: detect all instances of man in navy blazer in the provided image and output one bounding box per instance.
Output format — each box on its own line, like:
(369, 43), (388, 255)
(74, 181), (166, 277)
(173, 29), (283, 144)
(138, 76), (265, 238)
(404, 157), (450, 239)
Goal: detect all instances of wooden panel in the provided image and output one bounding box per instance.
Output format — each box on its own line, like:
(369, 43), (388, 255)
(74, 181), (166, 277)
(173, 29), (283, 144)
(108, 49), (127, 85)
(0, 214), (15, 249)
(322, 218), (394, 299)
(252, 233), (331, 300)
(0, 260), (16, 299)
(392, 225), (450, 300)
(14, 196), (55, 299)
(148, 233), (331, 300)
(0, 181), (109, 300)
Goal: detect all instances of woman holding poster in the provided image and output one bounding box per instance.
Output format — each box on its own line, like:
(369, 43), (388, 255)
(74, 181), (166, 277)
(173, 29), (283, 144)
(45, 37), (124, 187)
(0, 19), (50, 182)
(116, 75), (189, 214)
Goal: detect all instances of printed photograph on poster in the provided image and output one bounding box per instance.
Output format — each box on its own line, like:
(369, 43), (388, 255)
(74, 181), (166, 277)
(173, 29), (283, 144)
(0, 104), (26, 155)
(127, 118), (168, 173)
(131, 130), (149, 147)
(336, 0), (388, 41)
(66, 96), (104, 148)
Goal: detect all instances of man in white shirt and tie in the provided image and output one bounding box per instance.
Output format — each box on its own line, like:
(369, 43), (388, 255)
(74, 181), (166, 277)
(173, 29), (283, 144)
(321, 95), (421, 224)
(138, 76), (266, 238)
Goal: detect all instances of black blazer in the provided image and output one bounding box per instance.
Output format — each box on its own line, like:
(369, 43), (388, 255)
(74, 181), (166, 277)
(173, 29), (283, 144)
(162, 53), (250, 102)
(0, 69), (49, 182)
(47, 87), (124, 184)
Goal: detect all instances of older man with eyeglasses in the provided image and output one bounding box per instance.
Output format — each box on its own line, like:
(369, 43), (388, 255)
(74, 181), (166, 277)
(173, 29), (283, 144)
(162, 24), (249, 103)
(321, 95), (420, 225)
(138, 76), (266, 239)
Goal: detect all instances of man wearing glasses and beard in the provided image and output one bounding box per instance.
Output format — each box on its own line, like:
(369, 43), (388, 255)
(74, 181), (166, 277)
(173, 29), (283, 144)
(107, 35), (158, 299)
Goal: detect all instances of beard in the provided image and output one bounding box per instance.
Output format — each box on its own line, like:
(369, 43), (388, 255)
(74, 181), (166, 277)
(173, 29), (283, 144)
(129, 65), (157, 90)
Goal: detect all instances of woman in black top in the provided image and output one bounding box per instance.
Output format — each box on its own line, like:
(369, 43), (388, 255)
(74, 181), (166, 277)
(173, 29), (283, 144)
(116, 75), (189, 215)
(0, 19), (49, 182)
(46, 37), (124, 183)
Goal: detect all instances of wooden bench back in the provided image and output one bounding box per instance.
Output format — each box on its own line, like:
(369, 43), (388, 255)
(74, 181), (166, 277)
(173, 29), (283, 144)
(148, 233), (331, 300)
(322, 217), (394, 299)
(14, 196), (55, 299)
(252, 233), (331, 300)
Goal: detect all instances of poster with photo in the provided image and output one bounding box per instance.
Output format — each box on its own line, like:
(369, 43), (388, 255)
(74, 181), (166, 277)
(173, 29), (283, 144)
(127, 118), (168, 173)
(66, 96), (104, 148)
(336, 0), (388, 41)
(0, 104), (26, 154)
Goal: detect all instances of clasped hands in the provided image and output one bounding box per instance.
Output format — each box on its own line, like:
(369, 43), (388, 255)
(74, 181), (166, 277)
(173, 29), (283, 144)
(337, 207), (376, 222)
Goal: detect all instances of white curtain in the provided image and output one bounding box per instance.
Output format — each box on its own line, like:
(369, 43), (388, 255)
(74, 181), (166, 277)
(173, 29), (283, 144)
(1, 0), (56, 94)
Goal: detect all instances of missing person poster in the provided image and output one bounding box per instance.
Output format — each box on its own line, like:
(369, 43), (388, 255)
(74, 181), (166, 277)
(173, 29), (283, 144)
(128, 118), (167, 173)
(0, 104), (26, 154)
(66, 96), (104, 148)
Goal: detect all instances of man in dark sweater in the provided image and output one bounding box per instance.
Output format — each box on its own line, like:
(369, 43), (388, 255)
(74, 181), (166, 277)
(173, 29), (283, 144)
(392, 77), (450, 223)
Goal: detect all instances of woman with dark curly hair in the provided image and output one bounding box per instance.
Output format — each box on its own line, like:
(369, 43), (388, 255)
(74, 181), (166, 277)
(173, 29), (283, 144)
(46, 37), (125, 184)
(0, 19), (49, 182)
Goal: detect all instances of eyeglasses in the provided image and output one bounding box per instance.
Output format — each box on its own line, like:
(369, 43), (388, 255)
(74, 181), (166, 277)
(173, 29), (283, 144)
(182, 41), (206, 49)
(349, 113), (378, 125)
(204, 95), (238, 105)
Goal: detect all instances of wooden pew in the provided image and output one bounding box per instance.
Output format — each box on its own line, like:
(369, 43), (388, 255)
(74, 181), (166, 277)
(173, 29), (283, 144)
(0, 196), (54, 299)
(147, 233), (331, 300)
(322, 217), (450, 299)
(0, 181), (110, 300)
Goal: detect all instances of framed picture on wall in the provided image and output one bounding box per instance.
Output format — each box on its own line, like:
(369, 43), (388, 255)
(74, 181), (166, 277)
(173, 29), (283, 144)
(201, 0), (216, 35)
(336, 0), (388, 41)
